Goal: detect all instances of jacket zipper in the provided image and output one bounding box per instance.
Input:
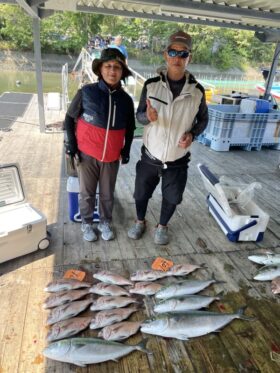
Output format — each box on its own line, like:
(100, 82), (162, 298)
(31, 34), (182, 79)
(101, 90), (115, 161)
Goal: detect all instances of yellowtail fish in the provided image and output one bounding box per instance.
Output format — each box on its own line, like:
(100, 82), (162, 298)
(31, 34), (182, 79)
(43, 337), (152, 366)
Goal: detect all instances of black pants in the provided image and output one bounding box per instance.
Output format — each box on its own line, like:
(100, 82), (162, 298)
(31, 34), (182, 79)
(133, 147), (190, 225)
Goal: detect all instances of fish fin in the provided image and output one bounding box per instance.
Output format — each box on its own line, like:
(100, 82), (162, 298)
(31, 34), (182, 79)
(237, 306), (256, 321)
(135, 338), (153, 355)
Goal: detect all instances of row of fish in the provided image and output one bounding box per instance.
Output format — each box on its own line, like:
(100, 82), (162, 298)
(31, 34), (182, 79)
(248, 252), (280, 294)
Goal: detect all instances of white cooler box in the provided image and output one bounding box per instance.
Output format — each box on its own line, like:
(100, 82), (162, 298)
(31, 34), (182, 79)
(197, 163), (269, 242)
(0, 163), (50, 263)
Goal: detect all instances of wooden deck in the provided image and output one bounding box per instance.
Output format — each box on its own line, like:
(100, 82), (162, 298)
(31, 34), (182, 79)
(0, 94), (279, 373)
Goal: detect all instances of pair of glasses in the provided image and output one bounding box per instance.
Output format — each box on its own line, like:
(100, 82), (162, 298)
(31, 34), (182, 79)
(167, 49), (190, 59)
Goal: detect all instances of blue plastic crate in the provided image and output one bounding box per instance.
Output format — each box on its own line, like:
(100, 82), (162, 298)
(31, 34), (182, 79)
(197, 104), (280, 151)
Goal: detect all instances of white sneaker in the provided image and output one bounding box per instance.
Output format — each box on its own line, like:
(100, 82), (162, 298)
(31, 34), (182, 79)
(97, 221), (115, 241)
(81, 223), (97, 242)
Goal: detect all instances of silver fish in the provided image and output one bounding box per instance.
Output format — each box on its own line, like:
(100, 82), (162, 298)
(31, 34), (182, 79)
(46, 298), (92, 325)
(44, 279), (91, 293)
(253, 265), (280, 281)
(155, 277), (224, 299)
(130, 270), (168, 282)
(271, 276), (280, 294)
(90, 296), (139, 311)
(43, 288), (90, 309)
(90, 305), (140, 329)
(89, 283), (130, 296)
(166, 263), (206, 277)
(93, 271), (133, 286)
(98, 321), (142, 341)
(141, 307), (255, 340)
(43, 337), (152, 366)
(129, 282), (163, 296)
(47, 316), (92, 342)
(248, 252), (280, 266)
(154, 293), (222, 313)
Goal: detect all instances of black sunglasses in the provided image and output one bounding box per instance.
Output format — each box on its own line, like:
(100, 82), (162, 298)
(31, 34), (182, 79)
(167, 49), (190, 58)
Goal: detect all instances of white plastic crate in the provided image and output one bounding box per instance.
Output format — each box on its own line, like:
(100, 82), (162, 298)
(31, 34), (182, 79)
(198, 104), (280, 151)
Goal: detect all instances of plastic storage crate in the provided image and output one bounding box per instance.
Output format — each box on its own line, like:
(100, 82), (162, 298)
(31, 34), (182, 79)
(198, 104), (280, 151)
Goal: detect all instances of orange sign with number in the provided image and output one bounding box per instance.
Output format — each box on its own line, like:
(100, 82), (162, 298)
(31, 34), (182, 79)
(152, 257), (173, 272)
(63, 269), (86, 281)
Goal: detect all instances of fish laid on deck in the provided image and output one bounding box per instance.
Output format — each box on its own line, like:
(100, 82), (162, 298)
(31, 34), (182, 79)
(248, 252), (280, 266)
(155, 277), (225, 299)
(98, 321), (142, 341)
(90, 305), (140, 329)
(166, 263), (206, 276)
(47, 316), (92, 342)
(93, 271), (133, 286)
(46, 298), (92, 325)
(130, 270), (168, 282)
(43, 337), (152, 366)
(89, 282), (130, 296)
(253, 265), (280, 281)
(141, 307), (255, 340)
(44, 279), (92, 292)
(90, 296), (140, 311)
(43, 288), (90, 309)
(129, 281), (163, 295)
(154, 293), (222, 313)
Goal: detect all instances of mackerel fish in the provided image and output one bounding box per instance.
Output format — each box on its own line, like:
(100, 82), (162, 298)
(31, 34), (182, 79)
(248, 252), (280, 266)
(89, 282), (130, 296)
(154, 293), (222, 313)
(98, 321), (142, 341)
(46, 298), (92, 325)
(43, 288), (90, 309)
(90, 305), (139, 329)
(47, 316), (92, 342)
(43, 337), (152, 366)
(253, 265), (280, 281)
(44, 279), (91, 293)
(155, 277), (224, 299)
(93, 271), (133, 286)
(141, 307), (255, 340)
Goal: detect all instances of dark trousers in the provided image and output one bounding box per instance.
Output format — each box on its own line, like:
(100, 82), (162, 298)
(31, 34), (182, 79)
(133, 146), (190, 225)
(78, 152), (119, 224)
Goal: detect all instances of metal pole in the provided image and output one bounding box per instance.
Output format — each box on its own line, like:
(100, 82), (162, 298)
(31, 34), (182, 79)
(32, 17), (46, 133)
(264, 42), (280, 100)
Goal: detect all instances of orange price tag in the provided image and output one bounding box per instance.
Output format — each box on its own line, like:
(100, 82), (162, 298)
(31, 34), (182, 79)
(63, 269), (86, 281)
(152, 257), (174, 272)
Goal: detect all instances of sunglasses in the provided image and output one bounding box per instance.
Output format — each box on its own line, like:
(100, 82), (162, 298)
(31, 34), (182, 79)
(167, 49), (190, 58)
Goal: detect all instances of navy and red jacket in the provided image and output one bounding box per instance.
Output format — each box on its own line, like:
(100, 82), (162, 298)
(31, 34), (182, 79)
(65, 79), (135, 162)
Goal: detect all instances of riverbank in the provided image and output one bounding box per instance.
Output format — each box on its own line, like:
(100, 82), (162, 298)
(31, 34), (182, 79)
(0, 50), (261, 80)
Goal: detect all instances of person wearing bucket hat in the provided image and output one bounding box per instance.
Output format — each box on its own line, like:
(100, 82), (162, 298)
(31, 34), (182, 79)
(64, 47), (135, 242)
(128, 30), (208, 245)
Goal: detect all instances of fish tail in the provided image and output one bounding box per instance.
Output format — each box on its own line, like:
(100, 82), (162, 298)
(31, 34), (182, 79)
(135, 338), (153, 355)
(237, 306), (256, 321)
(216, 290), (224, 299)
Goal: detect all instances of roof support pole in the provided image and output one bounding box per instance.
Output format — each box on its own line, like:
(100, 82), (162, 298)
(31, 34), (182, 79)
(264, 42), (280, 100)
(32, 17), (45, 133)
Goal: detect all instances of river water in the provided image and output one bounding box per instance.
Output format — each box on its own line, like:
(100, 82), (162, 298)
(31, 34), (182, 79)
(0, 70), (79, 99)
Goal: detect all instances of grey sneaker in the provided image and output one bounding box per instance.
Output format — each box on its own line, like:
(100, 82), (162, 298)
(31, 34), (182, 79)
(81, 223), (97, 242)
(98, 221), (115, 241)
(154, 225), (169, 245)
(128, 221), (146, 240)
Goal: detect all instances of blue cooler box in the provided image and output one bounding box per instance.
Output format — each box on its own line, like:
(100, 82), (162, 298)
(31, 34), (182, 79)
(197, 164), (269, 242)
(67, 176), (99, 223)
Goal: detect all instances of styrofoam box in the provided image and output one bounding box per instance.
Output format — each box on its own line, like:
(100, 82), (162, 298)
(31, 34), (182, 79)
(0, 163), (49, 263)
